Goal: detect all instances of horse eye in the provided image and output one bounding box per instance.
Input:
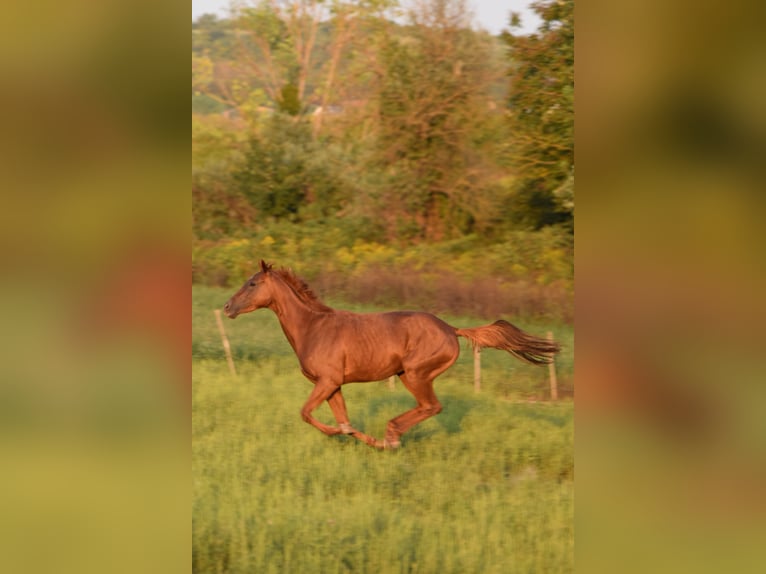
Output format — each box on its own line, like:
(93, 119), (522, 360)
(249, 282), (256, 287)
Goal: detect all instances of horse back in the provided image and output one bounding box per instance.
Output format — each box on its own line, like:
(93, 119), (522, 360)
(299, 310), (459, 383)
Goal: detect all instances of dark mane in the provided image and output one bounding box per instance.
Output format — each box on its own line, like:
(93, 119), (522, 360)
(274, 268), (334, 313)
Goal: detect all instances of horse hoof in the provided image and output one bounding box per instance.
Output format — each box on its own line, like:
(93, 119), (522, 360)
(339, 423), (355, 435)
(371, 437), (400, 450)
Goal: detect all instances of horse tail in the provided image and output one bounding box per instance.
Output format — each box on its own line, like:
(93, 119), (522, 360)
(455, 320), (560, 365)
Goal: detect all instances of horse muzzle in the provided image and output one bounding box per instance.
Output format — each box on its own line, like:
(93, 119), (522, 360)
(223, 301), (239, 319)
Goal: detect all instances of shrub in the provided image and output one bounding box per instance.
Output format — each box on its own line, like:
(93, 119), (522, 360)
(192, 224), (573, 321)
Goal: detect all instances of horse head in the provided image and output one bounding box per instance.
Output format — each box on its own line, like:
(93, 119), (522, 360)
(223, 259), (276, 318)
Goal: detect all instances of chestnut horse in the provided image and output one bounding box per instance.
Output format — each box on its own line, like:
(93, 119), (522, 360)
(224, 261), (560, 449)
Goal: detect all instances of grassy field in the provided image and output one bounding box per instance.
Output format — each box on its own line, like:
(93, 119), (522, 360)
(193, 286), (573, 573)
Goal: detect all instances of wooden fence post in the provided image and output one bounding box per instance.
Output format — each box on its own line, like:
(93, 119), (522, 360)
(214, 309), (237, 377)
(547, 331), (558, 400)
(473, 346), (481, 392)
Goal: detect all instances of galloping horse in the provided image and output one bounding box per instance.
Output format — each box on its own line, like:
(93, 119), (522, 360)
(224, 261), (560, 449)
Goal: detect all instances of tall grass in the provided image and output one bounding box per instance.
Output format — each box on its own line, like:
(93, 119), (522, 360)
(193, 286), (573, 573)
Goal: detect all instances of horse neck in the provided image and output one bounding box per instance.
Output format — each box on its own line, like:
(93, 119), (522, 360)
(268, 279), (322, 352)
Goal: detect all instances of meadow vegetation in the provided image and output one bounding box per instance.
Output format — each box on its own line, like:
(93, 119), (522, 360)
(192, 227), (573, 322)
(193, 286), (573, 573)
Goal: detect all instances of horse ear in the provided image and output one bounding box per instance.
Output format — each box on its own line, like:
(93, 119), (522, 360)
(259, 259), (272, 273)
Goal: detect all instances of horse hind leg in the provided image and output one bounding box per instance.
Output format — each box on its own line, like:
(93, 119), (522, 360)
(381, 374), (442, 449)
(381, 341), (458, 449)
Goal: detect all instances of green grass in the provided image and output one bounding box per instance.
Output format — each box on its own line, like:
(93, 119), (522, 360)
(193, 286), (574, 573)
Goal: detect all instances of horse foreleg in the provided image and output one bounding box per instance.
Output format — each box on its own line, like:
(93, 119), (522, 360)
(300, 381), (346, 436)
(326, 389), (381, 447)
(325, 388), (352, 431)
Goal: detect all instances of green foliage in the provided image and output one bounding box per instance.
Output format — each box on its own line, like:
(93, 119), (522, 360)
(191, 6), (574, 320)
(277, 82), (302, 116)
(192, 223), (573, 322)
(191, 7), (574, 237)
(236, 121), (308, 219)
(192, 115), (255, 239)
(371, 9), (503, 240)
(192, 115), (247, 180)
(240, 2), (287, 52)
(193, 14), (236, 59)
(192, 225), (572, 284)
(233, 114), (348, 222)
(192, 93), (228, 115)
(503, 0), (574, 230)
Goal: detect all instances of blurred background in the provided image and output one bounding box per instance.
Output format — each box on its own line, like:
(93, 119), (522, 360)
(0, 0), (763, 571)
(191, 0), (574, 325)
(0, 1), (188, 573)
(576, 0), (766, 572)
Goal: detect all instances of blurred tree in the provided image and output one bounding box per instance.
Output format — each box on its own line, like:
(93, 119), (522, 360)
(277, 81), (302, 115)
(192, 14), (236, 58)
(371, 0), (503, 240)
(503, 0), (574, 231)
(192, 114), (252, 239)
(234, 114), (347, 220)
(235, 116), (308, 219)
(220, 2), (389, 123)
(191, 3), (571, 246)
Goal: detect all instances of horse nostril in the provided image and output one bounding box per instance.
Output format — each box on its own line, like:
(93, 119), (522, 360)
(223, 302), (230, 311)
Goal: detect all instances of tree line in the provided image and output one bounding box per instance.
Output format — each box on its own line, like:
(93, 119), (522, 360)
(193, 0), (572, 242)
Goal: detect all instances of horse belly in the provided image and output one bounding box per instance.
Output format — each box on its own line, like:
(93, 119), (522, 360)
(342, 347), (402, 383)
